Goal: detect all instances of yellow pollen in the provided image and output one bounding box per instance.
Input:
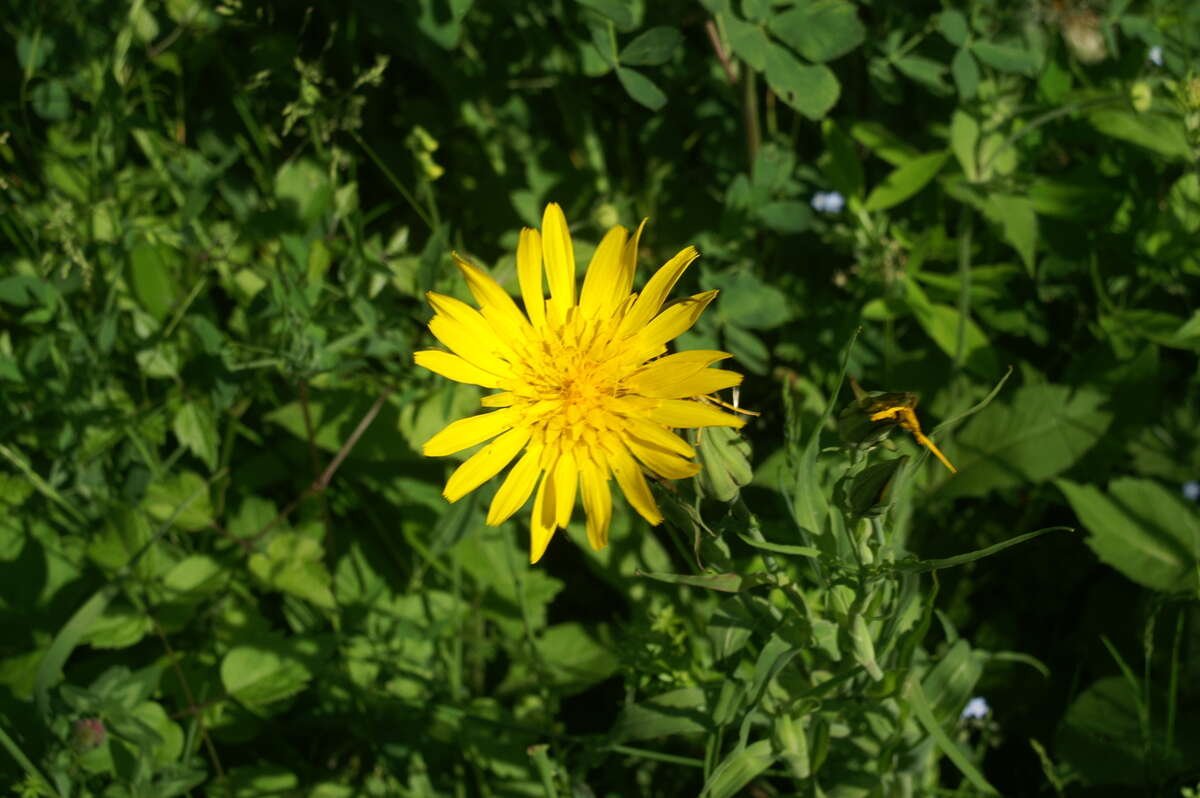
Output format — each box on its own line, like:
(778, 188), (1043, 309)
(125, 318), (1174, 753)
(514, 318), (625, 442)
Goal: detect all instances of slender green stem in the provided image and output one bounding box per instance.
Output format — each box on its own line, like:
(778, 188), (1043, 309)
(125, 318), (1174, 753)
(954, 203), (973, 372)
(978, 94), (1123, 175)
(742, 67), (760, 167)
(0, 720), (61, 798)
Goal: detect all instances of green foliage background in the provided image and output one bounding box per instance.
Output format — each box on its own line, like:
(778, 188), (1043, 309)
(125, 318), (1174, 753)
(1, 0), (1199, 795)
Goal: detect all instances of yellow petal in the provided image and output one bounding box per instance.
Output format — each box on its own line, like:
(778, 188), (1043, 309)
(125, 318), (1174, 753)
(579, 225), (628, 318)
(517, 228), (546, 328)
(551, 452), (578, 529)
(443, 426), (531, 502)
(616, 246), (699, 338)
(615, 218), (647, 304)
(629, 290), (718, 361)
(486, 446), (543, 525)
(648, 399), (746, 429)
(579, 458), (612, 551)
(454, 253), (533, 342)
(541, 203), (576, 320)
(641, 368), (743, 399)
(624, 416), (695, 458)
(631, 350), (733, 386)
(423, 408), (519, 457)
(481, 391), (516, 407)
(428, 316), (513, 377)
(607, 442), (663, 525)
(627, 436), (701, 480)
(529, 472), (557, 564)
(413, 350), (505, 389)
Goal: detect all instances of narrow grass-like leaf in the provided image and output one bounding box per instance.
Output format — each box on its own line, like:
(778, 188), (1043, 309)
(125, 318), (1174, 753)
(893, 526), (1073, 573)
(905, 677), (999, 794)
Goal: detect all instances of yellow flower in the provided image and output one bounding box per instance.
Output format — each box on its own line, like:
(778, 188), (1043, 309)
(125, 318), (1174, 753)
(414, 203), (746, 563)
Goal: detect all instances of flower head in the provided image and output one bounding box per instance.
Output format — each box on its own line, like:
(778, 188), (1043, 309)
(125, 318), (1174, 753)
(415, 204), (745, 563)
(961, 696), (990, 721)
(811, 191), (845, 214)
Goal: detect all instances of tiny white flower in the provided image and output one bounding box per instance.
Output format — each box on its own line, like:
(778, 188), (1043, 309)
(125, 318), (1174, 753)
(1183, 481), (1200, 501)
(1148, 46), (1164, 66)
(961, 696), (990, 720)
(811, 191), (845, 214)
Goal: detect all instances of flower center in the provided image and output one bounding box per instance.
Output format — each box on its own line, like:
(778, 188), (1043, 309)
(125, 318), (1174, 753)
(513, 315), (627, 443)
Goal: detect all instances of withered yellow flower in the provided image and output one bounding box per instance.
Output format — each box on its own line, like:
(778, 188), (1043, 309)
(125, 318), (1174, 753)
(415, 204), (745, 563)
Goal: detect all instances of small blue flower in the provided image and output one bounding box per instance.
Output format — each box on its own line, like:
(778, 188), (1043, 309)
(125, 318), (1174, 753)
(1148, 46), (1164, 66)
(961, 696), (990, 721)
(811, 191), (845, 214)
(1183, 481), (1200, 502)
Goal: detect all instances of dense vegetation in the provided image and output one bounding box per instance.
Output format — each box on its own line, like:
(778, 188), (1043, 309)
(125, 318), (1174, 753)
(2, 0), (1199, 795)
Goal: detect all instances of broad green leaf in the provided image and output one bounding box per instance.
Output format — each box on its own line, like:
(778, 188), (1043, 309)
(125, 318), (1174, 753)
(615, 66), (666, 110)
(904, 275), (999, 378)
(1168, 172), (1200, 233)
(723, 14), (768, 71)
(126, 242), (180, 322)
(268, 389), (416, 462)
(938, 9), (969, 47)
(764, 43), (839, 120)
(1058, 478), (1200, 593)
(31, 79), (70, 122)
(248, 533), (336, 610)
(221, 644), (313, 708)
(611, 686), (712, 741)
(575, 0), (634, 29)
(16, 31), (55, 73)
(1055, 675), (1200, 786)
(82, 604), (151, 649)
(723, 323), (769, 375)
(821, 119), (864, 198)
(934, 385), (1113, 499)
(1102, 309), (1200, 351)
(849, 121), (919, 165)
(984, 194), (1037, 275)
(1087, 107), (1190, 161)
(709, 598), (758, 661)
(701, 739), (776, 798)
(162, 555), (226, 599)
(173, 401), (219, 471)
(227, 765), (300, 797)
(135, 342), (181, 379)
(274, 159), (332, 226)
(970, 40), (1038, 75)
(619, 26), (681, 66)
(713, 270), (791, 329)
(768, 0), (865, 63)
(893, 55), (951, 95)
(863, 151), (949, 211)
(951, 47), (980, 98)
(1055, 677), (1144, 786)
(535, 623), (619, 693)
(144, 471), (214, 531)
(1028, 175), (1120, 221)
(950, 111), (980, 182)
(756, 200), (814, 233)
(740, 0), (771, 22)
